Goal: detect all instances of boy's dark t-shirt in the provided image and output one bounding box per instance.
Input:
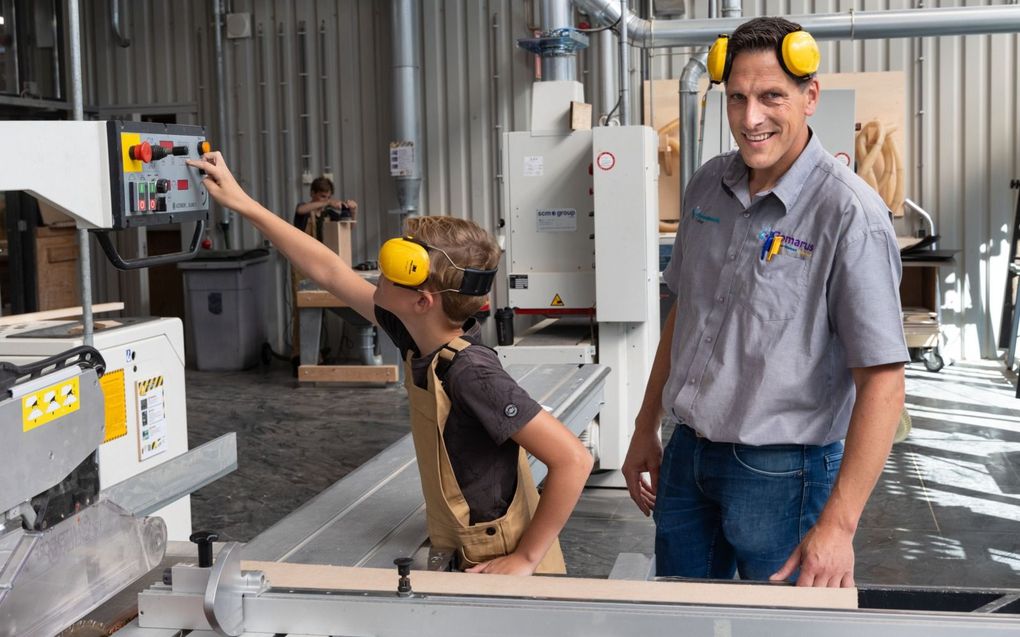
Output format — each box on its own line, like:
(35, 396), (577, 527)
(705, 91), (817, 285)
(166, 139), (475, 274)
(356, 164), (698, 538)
(375, 306), (542, 523)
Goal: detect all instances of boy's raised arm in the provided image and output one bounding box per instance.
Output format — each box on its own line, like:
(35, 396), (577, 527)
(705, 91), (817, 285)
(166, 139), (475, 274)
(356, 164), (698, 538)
(187, 153), (377, 324)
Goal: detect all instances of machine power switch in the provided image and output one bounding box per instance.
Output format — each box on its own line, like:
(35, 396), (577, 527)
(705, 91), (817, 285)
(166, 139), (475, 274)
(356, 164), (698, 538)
(156, 179), (171, 194)
(197, 140), (211, 155)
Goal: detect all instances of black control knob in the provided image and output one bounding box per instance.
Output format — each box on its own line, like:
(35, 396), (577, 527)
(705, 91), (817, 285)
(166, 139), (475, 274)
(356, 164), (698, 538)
(155, 179), (171, 194)
(394, 557), (413, 596)
(150, 145), (169, 161)
(190, 530), (219, 568)
(171, 145), (189, 156)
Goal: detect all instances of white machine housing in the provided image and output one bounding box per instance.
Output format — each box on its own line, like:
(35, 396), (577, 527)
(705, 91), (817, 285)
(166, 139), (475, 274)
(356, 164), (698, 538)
(500, 81), (660, 469)
(0, 318), (192, 540)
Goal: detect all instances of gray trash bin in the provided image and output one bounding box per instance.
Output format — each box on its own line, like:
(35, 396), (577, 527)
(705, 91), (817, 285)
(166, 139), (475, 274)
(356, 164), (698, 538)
(178, 248), (270, 371)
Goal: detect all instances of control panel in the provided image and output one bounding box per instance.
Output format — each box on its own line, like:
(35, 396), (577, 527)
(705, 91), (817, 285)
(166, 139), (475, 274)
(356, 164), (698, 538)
(107, 120), (209, 229)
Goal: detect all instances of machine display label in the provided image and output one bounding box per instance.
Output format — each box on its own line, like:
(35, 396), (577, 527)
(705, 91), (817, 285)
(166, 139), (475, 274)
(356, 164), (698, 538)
(136, 375), (168, 461)
(510, 275), (529, 290)
(22, 377), (81, 432)
(523, 155), (544, 177)
(537, 208), (577, 232)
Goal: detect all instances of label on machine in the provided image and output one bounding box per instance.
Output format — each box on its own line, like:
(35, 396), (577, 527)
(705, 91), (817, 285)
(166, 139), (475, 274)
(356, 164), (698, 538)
(510, 275), (529, 290)
(100, 369), (128, 443)
(136, 375), (168, 461)
(536, 208), (577, 232)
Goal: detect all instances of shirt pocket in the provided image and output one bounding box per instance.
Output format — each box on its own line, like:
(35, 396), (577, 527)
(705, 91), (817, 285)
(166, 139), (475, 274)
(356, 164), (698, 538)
(737, 251), (809, 322)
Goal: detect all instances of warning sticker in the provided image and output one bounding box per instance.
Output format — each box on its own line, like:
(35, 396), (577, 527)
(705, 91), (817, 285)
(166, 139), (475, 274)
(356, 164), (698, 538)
(551, 294), (565, 307)
(389, 141), (415, 177)
(22, 377), (81, 432)
(523, 155), (544, 177)
(136, 375), (168, 461)
(100, 369), (128, 442)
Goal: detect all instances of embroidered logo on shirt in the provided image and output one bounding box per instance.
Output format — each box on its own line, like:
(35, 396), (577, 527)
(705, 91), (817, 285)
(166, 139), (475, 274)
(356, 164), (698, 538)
(504, 404), (519, 418)
(757, 228), (816, 260)
(691, 207), (720, 224)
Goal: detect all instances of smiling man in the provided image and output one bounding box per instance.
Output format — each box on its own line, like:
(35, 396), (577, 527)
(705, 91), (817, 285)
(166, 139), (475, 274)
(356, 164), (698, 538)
(621, 17), (909, 587)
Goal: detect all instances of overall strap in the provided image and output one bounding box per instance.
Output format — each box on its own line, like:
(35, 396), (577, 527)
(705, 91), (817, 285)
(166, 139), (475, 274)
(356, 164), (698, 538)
(435, 336), (472, 378)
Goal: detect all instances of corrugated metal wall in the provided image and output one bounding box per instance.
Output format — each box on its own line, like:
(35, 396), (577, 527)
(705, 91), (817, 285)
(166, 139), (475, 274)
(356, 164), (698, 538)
(80, 0), (1019, 361)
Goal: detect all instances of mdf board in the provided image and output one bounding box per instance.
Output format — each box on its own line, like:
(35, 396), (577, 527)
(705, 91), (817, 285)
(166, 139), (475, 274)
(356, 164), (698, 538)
(643, 71), (907, 222)
(245, 561), (858, 610)
(35, 226), (79, 311)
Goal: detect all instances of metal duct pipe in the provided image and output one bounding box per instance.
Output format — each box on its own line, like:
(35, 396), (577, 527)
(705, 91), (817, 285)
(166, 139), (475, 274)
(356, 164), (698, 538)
(391, 0), (424, 217)
(110, 0), (130, 47)
(598, 28), (616, 124)
(540, 0), (577, 80)
(677, 0), (739, 197)
(213, 0), (237, 247)
(573, 1), (1020, 47)
(618, 0), (629, 124)
(679, 50), (707, 200)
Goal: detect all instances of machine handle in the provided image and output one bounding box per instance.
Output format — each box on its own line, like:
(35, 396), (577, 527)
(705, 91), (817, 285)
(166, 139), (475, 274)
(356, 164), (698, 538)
(0, 346), (106, 394)
(93, 219), (206, 270)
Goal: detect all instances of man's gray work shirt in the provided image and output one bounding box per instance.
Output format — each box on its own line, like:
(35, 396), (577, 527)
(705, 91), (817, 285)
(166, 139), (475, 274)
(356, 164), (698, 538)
(662, 131), (909, 446)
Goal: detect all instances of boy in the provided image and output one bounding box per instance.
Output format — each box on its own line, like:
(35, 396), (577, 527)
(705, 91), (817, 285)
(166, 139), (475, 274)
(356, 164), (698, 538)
(188, 152), (594, 575)
(293, 175), (357, 233)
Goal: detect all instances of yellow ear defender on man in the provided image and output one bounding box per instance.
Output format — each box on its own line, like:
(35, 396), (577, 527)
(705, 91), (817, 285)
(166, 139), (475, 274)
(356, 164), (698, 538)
(379, 236), (497, 296)
(707, 28), (820, 84)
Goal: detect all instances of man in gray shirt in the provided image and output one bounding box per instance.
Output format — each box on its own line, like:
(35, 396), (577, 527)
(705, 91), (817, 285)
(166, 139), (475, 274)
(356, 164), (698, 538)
(623, 17), (908, 587)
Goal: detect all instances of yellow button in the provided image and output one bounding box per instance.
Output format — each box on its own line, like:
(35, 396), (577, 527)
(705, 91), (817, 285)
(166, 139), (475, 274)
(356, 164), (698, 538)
(198, 141), (211, 155)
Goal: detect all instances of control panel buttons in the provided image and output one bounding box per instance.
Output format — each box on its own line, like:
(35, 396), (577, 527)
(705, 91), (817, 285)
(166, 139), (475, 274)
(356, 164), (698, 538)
(156, 179), (171, 194)
(197, 141), (211, 155)
(171, 146), (189, 156)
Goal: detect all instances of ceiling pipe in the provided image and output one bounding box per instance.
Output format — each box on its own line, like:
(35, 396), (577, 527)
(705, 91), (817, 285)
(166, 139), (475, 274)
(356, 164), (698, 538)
(573, 1), (1020, 47)
(110, 0), (131, 47)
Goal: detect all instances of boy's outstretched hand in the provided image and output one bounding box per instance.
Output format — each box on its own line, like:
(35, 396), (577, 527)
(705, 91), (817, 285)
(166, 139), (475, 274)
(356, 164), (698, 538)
(465, 552), (538, 576)
(186, 152), (253, 212)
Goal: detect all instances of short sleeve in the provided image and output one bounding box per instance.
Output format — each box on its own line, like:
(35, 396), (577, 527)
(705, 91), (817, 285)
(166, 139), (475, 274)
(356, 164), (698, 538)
(827, 225), (910, 368)
(445, 348), (543, 445)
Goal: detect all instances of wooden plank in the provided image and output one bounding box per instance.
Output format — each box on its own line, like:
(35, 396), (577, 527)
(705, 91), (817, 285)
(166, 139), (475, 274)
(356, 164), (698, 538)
(0, 302), (125, 326)
(298, 365), (399, 384)
(296, 289), (348, 308)
(244, 561), (858, 610)
(570, 101), (592, 131)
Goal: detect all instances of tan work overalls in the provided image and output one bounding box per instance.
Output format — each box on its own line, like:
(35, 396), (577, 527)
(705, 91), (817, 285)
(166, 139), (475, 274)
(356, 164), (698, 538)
(404, 337), (566, 574)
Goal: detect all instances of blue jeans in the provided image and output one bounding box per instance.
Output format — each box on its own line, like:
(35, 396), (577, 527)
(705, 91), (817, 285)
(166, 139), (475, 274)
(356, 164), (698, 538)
(653, 423), (843, 580)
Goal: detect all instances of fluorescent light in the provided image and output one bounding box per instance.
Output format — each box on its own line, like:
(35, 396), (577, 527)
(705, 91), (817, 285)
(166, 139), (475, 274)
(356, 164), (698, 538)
(0, 16), (5, 26)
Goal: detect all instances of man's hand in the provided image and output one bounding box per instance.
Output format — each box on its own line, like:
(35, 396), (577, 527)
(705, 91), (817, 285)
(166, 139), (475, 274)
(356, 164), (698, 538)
(622, 426), (662, 516)
(465, 552), (539, 576)
(186, 152), (253, 212)
(770, 521), (855, 587)
(327, 198), (345, 209)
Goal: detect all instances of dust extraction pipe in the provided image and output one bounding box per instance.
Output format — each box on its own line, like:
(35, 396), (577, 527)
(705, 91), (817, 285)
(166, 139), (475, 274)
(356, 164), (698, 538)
(573, 1), (1020, 47)
(391, 0), (424, 216)
(541, 0), (577, 81)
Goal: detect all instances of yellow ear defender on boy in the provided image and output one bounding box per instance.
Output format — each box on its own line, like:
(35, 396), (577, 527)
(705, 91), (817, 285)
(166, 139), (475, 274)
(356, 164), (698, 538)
(707, 29), (820, 84)
(379, 236), (497, 296)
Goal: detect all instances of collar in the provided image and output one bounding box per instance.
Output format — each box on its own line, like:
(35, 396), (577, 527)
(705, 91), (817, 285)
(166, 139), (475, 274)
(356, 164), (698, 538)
(721, 128), (823, 213)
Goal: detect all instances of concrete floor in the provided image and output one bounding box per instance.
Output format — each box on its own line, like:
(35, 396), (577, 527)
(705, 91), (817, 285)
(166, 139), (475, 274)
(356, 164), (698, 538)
(186, 359), (1020, 587)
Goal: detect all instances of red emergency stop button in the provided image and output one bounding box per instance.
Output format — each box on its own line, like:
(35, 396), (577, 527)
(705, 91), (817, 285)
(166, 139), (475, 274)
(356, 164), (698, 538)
(129, 142), (152, 163)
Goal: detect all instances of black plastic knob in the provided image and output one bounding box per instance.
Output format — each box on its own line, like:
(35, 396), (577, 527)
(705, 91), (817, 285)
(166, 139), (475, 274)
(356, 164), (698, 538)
(171, 145), (189, 156)
(190, 530), (219, 568)
(394, 557), (413, 595)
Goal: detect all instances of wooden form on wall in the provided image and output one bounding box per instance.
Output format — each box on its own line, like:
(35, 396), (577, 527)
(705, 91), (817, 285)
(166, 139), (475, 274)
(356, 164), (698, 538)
(643, 71), (908, 223)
